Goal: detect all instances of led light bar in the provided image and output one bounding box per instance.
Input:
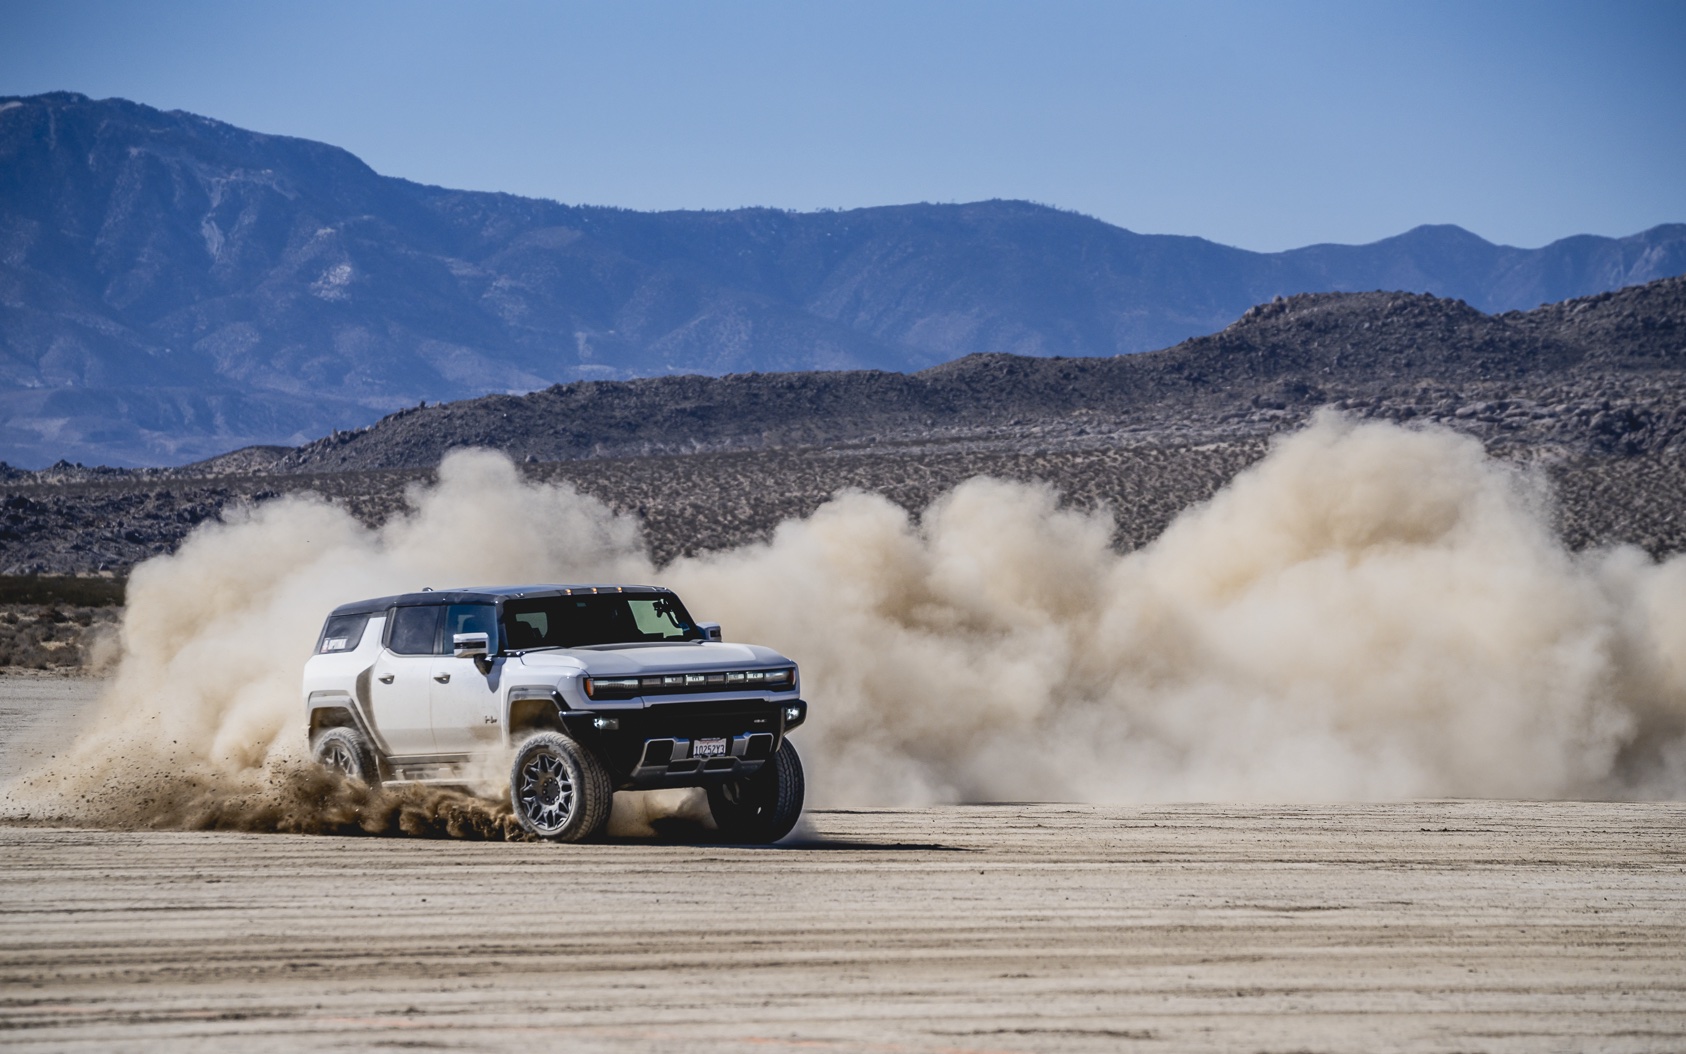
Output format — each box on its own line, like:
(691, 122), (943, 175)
(584, 668), (796, 699)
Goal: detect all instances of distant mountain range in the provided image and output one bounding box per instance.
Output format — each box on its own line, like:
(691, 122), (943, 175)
(2, 91), (1683, 468)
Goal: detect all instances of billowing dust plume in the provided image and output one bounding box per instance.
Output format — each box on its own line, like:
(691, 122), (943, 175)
(5, 415), (1685, 836)
(1, 452), (654, 837)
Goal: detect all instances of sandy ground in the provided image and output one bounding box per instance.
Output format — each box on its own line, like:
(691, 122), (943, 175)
(2, 679), (1685, 1053)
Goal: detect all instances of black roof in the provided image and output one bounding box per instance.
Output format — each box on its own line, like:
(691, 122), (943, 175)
(329, 584), (669, 617)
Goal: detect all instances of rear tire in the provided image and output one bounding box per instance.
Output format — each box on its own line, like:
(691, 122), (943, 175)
(509, 732), (613, 843)
(312, 726), (380, 786)
(707, 738), (804, 844)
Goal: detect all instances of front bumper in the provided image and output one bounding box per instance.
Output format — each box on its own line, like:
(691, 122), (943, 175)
(561, 696), (807, 788)
(625, 731), (777, 787)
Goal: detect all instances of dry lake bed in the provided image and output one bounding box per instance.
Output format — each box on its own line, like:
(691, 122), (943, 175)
(1, 677), (1683, 1053)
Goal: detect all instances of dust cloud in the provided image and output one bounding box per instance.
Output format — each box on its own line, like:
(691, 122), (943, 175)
(5, 415), (1684, 834)
(680, 414), (1686, 803)
(1, 451), (652, 836)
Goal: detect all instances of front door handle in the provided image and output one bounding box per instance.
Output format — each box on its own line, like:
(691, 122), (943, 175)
(378, 674), (394, 684)
(434, 673), (451, 684)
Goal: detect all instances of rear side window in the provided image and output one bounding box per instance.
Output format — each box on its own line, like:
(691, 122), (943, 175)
(388, 605), (442, 656)
(316, 613), (369, 654)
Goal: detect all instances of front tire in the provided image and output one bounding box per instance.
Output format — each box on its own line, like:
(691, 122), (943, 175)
(707, 738), (804, 843)
(509, 732), (613, 842)
(312, 726), (380, 786)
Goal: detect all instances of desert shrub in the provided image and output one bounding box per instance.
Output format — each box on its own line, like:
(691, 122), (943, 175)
(0, 603), (118, 670)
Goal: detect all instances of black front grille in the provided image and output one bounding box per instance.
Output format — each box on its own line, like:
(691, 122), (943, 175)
(644, 699), (780, 738)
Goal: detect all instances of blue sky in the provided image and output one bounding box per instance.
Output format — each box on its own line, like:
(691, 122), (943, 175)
(3, 0), (1682, 251)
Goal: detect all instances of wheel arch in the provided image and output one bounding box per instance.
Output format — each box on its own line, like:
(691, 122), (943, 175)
(506, 685), (568, 744)
(306, 689), (385, 756)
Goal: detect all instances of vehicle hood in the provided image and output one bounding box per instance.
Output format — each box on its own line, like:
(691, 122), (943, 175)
(512, 641), (791, 676)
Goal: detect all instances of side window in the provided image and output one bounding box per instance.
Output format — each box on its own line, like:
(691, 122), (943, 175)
(316, 613), (369, 654)
(444, 604), (498, 652)
(388, 605), (442, 656)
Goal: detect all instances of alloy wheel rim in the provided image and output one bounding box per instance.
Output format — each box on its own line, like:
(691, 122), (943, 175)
(519, 751), (575, 832)
(324, 742), (356, 775)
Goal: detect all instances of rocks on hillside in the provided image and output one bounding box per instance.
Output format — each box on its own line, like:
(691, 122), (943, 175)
(243, 276), (1686, 473)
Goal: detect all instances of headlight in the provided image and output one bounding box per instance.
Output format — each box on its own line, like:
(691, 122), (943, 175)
(583, 676), (641, 699)
(594, 668), (796, 695)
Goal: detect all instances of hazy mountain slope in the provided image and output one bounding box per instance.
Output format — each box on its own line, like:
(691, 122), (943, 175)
(3, 92), (1683, 467)
(1273, 224), (1686, 312)
(260, 276), (1686, 473)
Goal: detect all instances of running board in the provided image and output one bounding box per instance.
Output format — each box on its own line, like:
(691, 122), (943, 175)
(384, 753), (479, 784)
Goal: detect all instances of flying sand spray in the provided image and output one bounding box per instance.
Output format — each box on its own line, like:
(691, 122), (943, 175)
(5, 414), (1684, 837)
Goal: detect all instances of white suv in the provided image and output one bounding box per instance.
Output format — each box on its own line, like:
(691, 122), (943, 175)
(301, 584), (807, 843)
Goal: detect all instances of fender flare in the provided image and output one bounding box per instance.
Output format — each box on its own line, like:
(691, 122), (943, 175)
(305, 685), (387, 756)
(504, 685), (602, 745)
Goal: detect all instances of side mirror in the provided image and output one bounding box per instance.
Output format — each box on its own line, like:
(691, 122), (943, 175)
(697, 622), (723, 642)
(453, 632), (490, 659)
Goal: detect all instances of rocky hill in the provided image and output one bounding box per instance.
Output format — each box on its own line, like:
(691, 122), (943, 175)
(4, 92), (1683, 468)
(231, 275), (1683, 473)
(2, 277), (1680, 579)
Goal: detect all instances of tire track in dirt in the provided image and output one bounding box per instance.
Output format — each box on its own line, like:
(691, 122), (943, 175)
(2, 801), (1683, 1053)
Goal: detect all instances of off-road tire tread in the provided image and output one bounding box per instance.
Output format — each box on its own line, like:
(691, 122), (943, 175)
(708, 738), (805, 844)
(311, 726), (380, 786)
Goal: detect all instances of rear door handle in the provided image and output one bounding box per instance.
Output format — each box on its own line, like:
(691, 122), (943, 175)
(378, 674), (394, 684)
(434, 673), (450, 683)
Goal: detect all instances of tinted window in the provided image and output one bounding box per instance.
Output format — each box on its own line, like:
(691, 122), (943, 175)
(388, 605), (442, 656)
(503, 593), (700, 648)
(316, 613), (369, 654)
(628, 599), (693, 639)
(509, 610), (548, 646)
(444, 604), (498, 652)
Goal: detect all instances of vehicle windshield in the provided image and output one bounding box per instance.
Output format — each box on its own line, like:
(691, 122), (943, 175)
(501, 592), (702, 649)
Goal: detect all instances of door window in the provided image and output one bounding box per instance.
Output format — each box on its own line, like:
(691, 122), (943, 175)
(444, 604), (498, 652)
(388, 605), (442, 655)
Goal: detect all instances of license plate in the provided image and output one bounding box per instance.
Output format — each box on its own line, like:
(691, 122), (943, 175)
(693, 738), (728, 758)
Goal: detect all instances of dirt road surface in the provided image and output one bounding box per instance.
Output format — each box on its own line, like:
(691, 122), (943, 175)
(2, 679), (1684, 1052)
